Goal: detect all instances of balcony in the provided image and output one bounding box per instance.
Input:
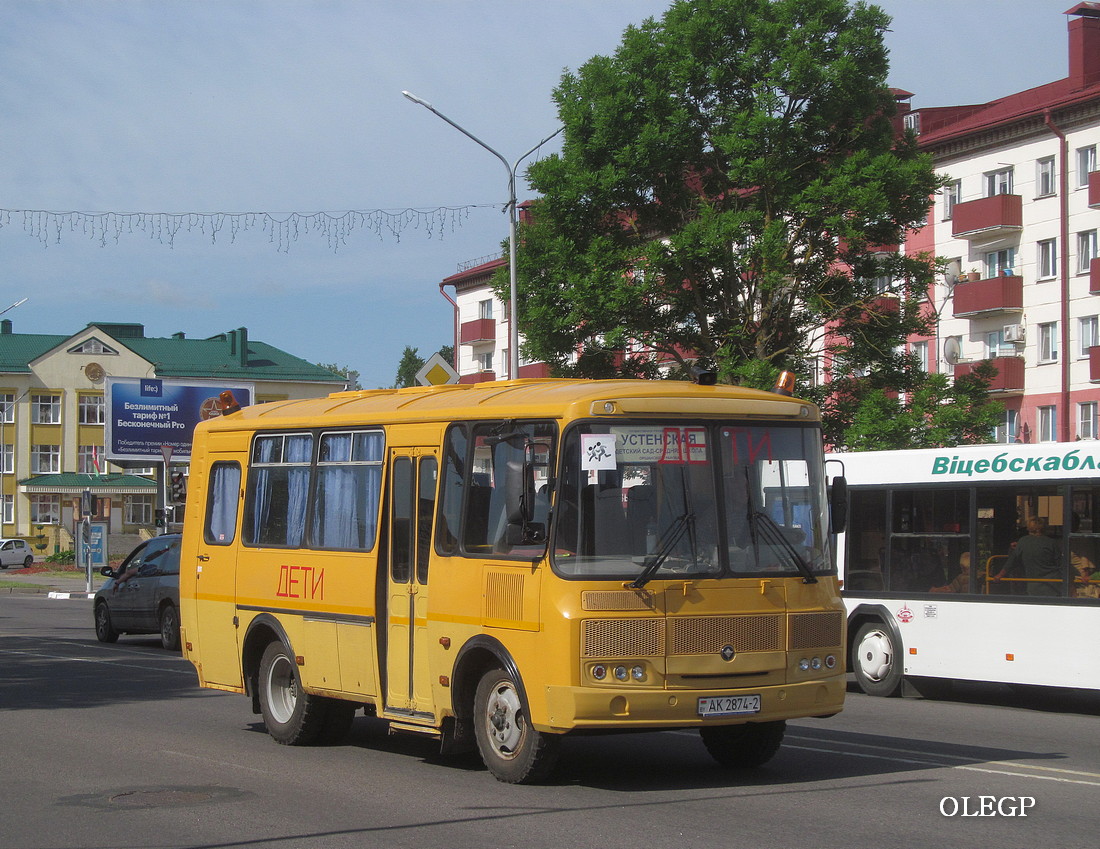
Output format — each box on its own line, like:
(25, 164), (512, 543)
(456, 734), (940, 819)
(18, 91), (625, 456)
(951, 274), (1023, 316)
(1090, 347), (1100, 382)
(951, 194), (1023, 241)
(1090, 171), (1100, 209)
(459, 370), (497, 384)
(459, 318), (496, 345)
(955, 357), (1024, 393)
(1092, 257), (1100, 295)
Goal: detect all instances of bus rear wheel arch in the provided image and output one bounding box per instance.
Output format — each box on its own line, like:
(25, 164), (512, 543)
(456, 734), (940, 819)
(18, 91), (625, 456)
(256, 640), (354, 746)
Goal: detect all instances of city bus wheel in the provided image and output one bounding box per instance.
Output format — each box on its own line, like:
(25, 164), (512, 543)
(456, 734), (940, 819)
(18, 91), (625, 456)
(700, 720), (785, 768)
(852, 622), (903, 697)
(94, 602), (119, 643)
(258, 641), (328, 746)
(473, 667), (560, 784)
(158, 603), (181, 652)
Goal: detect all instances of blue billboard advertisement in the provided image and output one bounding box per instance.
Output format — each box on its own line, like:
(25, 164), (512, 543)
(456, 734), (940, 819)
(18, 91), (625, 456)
(104, 377), (254, 463)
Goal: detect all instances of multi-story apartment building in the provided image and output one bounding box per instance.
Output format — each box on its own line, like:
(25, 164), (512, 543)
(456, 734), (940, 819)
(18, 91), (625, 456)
(0, 319), (345, 551)
(904, 2), (1100, 443)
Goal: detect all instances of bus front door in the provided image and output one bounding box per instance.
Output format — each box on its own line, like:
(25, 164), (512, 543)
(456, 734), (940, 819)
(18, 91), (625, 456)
(384, 450), (438, 719)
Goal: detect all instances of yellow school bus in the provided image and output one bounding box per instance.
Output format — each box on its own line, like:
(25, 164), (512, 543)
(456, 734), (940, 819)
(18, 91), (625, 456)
(179, 377), (846, 783)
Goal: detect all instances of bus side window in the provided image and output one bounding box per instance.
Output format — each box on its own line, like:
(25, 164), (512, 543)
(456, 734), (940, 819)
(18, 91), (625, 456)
(205, 462), (242, 545)
(436, 425), (467, 556)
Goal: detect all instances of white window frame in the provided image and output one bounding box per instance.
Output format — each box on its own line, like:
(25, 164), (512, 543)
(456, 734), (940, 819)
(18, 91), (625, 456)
(986, 329), (1014, 359)
(985, 248), (1015, 279)
(478, 299), (493, 320)
(1038, 322), (1059, 363)
(0, 393), (14, 424)
(995, 409), (1019, 444)
(1079, 401), (1099, 441)
(31, 444), (61, 474)
(1076, 145), (1096, 189)
(30, 394), (61, 425)
(1037, 156), (1056, 197)
(985, 167), (1014, 197)
(78, 394), (104, 425)
(29, 494), (59, 524)
(1078, 230), (1098, 274)
(1038, 406), (1058, 443)
(78, 444), (103, 475)
(1038, 239), (1058, 280)
(912, 340), (929, 372)
(943, 180), (961, 220)
(1, 443), (12, 474)
(476, 351), (494, 372)
(1080, 315), (1099, 358)
(1, 493), (12, 525)
(125, 495), (154, 525)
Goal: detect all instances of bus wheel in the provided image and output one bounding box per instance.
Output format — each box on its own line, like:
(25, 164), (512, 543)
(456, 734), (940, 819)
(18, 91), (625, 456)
(94, 601), (119, 644)
(158, 603), (181, 652)
(852, 622), (903, 697)
(258, 641), (330, 746)
(700, 720), (785, 768)
(473, 668), (560, 784)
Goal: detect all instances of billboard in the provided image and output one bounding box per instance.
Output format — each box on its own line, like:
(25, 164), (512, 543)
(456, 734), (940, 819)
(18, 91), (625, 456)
(104, 377), (254, 464)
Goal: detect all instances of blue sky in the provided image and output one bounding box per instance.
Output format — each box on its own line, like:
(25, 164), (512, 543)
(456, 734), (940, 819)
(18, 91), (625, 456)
(0, 0), (1077, 389)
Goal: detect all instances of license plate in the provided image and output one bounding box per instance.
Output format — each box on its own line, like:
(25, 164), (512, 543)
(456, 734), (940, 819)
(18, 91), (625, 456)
(697, 694), (761, 717)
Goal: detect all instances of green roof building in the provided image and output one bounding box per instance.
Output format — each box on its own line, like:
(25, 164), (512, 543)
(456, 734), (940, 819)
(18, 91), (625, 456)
(0, 319), (346, 552)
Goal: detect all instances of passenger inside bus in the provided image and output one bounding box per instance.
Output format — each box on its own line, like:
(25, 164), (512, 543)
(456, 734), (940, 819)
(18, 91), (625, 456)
(930, 551), (970, 593)
(999, 517), (1062, 597)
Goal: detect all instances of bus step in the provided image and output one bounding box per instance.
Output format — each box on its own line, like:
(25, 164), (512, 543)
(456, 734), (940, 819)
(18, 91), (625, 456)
(387, 721), (442, 739)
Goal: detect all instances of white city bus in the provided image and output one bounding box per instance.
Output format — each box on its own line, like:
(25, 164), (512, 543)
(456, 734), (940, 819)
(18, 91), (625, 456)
(830, 442), (1100, 696)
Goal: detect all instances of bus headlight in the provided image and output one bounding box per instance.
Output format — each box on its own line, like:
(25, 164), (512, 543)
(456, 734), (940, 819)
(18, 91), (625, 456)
(631, 665), (645, 681)
(798, 658), (811, 672)
(811, 656), (822, 670)
(614, 665), (629, 681)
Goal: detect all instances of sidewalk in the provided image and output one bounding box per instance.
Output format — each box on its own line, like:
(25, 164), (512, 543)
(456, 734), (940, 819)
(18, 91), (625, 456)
(0, 565), (106, 598)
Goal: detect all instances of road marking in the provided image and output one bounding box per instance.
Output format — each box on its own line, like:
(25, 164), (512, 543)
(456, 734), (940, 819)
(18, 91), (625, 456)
(0, 646), (194, 675)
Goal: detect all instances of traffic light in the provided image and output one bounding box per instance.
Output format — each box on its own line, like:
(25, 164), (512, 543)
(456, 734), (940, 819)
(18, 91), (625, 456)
(170, 473), (187, 505)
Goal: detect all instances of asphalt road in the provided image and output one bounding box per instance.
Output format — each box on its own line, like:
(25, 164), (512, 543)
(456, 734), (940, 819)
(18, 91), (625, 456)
(2, 589), (1099, 849)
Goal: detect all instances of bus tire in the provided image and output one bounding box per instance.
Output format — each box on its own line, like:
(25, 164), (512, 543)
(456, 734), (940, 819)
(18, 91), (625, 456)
(258, 641), (329, 746)
(852, 621), (903, 697)
(473, 667), (560, 784)
(700, 720), (785, 768)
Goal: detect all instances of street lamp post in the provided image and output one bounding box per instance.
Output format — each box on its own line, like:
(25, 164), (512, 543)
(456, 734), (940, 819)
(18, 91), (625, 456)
(402, 91), (562, 381)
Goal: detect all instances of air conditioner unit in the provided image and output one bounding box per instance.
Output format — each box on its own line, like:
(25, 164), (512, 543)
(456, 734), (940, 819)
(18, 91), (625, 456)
(1003, 324), (1026, 343)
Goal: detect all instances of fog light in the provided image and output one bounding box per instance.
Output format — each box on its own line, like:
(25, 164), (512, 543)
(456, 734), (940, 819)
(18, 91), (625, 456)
(811, 656), (822, 670)
(824, 654), (837, 669)
(614, 665), (629, 681)
(798, 658), (811, 671)
(592, 664), (607, 680)
(631, 665), (645, 681)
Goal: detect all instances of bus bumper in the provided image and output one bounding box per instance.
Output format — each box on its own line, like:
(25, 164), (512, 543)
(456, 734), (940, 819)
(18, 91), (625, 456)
(538, 674), (845, 732)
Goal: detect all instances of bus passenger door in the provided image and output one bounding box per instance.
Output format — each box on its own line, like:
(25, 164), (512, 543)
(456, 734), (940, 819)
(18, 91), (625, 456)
(384, 449), (438, 717)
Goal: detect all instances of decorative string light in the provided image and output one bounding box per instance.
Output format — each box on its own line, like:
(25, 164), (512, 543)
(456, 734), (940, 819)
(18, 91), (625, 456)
(0, 205), (494, 252)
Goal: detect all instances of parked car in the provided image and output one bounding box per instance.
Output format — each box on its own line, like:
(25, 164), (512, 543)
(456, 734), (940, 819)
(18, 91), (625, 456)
(0, 538), (34, 569)
(93, 534), (182, 651)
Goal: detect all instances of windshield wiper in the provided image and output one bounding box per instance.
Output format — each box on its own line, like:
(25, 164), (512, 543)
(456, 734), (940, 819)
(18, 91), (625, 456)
(628, 511), (694, 589)
(749, 511), (817, 584)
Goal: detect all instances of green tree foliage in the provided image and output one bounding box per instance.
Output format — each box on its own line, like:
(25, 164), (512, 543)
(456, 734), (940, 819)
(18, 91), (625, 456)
(506, 0), (998, 448)
(316, 363), (361, 390)
(393, 346), (424, 389)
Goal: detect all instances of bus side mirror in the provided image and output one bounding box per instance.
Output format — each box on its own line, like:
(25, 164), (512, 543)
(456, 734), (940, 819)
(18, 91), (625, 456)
(829, 476), (848, 535)
(505, 442), (550, 546)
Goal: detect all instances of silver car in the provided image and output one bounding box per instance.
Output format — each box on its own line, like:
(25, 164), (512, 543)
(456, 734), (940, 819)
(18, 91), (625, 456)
(93, 534), (182, 651)
(0, 538), (34, 569)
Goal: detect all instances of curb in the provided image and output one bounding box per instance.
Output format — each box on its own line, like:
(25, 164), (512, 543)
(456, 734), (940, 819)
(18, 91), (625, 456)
(47, 591), (96, 600)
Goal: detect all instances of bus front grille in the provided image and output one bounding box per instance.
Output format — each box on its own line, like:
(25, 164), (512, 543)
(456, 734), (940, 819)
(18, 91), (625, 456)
(582, 614), (785, 657)
(788, 611), (843, 649)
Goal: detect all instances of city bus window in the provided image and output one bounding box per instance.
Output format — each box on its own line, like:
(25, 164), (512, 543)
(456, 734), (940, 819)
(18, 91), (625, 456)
(391, 457), (414, 583)
(309, 430), (384, 550)
(888, 488), (970, 593)
(845, 488), (886, 591)
(436, 425), (467, 556)
(204, 462), (241, 545)
(1070, 487), (1100, 600)
(244, 433), (313, 547)
(416, 457), (437, 583)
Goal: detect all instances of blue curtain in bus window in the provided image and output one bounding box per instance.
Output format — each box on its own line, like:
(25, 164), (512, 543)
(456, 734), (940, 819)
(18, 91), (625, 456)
(284, 435), (311, 546)
(311, 432), (383, 550)
(249, 436), (277, 544)
(206, 463), (241, 545)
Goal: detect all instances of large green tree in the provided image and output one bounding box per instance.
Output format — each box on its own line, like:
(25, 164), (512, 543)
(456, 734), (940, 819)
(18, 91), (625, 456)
(506, 0), (998, 448)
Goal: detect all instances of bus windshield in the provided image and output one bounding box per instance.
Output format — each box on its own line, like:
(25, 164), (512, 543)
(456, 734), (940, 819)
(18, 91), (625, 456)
(553, 421), (831, 582)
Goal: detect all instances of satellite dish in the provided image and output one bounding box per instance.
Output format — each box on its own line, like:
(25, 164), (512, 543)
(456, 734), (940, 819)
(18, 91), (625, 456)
(943, 338), (961, 365)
